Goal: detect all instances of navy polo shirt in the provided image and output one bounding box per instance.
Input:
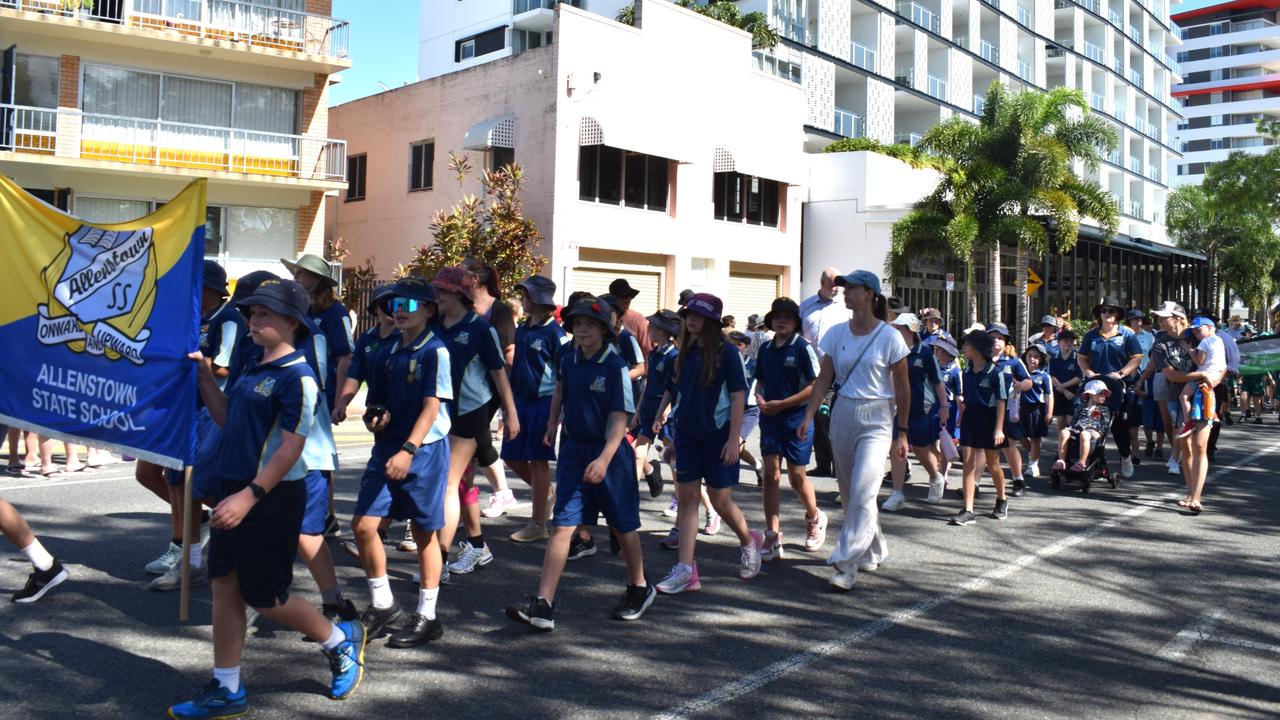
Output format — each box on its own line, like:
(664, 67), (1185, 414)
(558, 344), (634, 443)
(743, 354), (758, 407)
(755, 334), (819, 403)
(198, 302), (245, 408)
(368, 329), (453, 450)
(433, 311), (506, 415)
(1049, 350), (1080, 389)
(348, 327), (398, 388)
(906, 343), (944, 416)
(921, 328), (954, 350)
(228, 318), (325, 398)
(310, 302), (355, 406)
(941, 361), (962, 405)
(640, 342), (679, 415)
(1025, 368), (1053, 405)
(613, 327), (645, 401)
(511, 316), (567, 401)
(995, 355), (1031, 396)
(667, 342), (748, 440)
(961, 362), (1008, 410)
(214, 350), (317, 486)
(1079, 326), (1143, 375)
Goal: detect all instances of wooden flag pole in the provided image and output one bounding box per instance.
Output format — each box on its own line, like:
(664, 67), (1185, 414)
(179, 465), (194, 621)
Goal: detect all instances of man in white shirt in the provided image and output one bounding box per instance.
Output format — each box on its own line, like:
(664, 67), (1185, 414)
(800, 267), (852, 477)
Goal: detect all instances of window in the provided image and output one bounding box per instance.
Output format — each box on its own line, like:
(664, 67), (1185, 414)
(81, 64), (298, 133)
(455, 26), (506, 62)
(714, 172), (782, 228)
(227, 206), (298, 259)
(235, 84), (298, 134)
(204, 206), (225, 256)
(460, 40), (476, 60)
(15, 54), (59, 108)
(410, 141), (434, 191)
(75, 197), (152, 224)
(346, 154), (367, 201)
(490, 146), (514, 172)
(578, 145), (669, 212)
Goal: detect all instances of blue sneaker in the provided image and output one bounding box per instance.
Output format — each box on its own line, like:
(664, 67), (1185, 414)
(167, 679), (248, 719)
(325, 620), (367, 700)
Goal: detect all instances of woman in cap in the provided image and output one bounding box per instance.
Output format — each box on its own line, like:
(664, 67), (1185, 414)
(801, 270), (910, 591)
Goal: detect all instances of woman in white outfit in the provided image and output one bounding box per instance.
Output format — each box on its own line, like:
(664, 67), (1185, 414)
(801, 270), (910, 591)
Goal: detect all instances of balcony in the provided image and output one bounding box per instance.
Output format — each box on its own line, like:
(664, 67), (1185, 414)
(851, 41), (876, 72)
(1017, 5), (1031, 26)
(1111, 58), (1124, 74)
(1145, 165), (1162, 182)
(1127, 24), (1143, 43)
(1090, 93), (1105, 111)
(513, 0), (561, 32)
(1018, 60), (1033, 82)
(895, 131), (925, 147)
(1082, 40), (1103, 62)
(897, 1), (940, 33)
(0, 103), (346, 184)
(1108, 149), (1122, 164)
(1127, 156), (1143, 173)
(1115, 107), (1126, 122)
(833, 108), (866, 139)
(1128, 200), (1145, 218)
(974, 94), (987, 113)
(0, 0), (350, 62)
(896, 66), (915, 86)
(1107, 8), (1121, 26)
(1181, 17), (1276, 39)
(980, 39), (999, 64)
(1127, 68), (1143, 87)
(927, 74), (947, 101)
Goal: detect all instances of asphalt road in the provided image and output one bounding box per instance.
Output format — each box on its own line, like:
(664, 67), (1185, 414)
(2, 418), (1278, 719)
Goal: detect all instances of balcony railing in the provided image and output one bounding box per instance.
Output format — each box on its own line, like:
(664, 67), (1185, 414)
(974, 94), (987, 114)
(1091, 93), (1105, 111)
(833, 108), (866, 139)
(981, 39), (999, 64)
(0, 0), (351, 60)
(1111, 58), (1124, 74)
(1127, 24), (1143, 43)
(1082, 40), (1103, 62)
(1145, 165), (1162, 182)
(1128, 200), (1145, 218)
(1127, 156), (1143, 173)
(1184, 18), (1278, 39)
(513, 0), (556, 13)
(897, 1), (940, 33)
(896, 66), (915, 86)
(1107, 8), (1121, 26)
(1127, 68), (1143, 87)
(851, 41), (876, 72)
(1018, 60), (1033, 82)
(1115, 107), (1126, 122)
(1017, 5), (1031, 26)
(1108, 149), (1122, 164)
(0, 104), (346, 182)
(927, 74), (947, 100)
(895, 131), (925, 147)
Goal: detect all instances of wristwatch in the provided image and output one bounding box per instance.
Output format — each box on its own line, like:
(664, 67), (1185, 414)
(896, 425), (909, 433)
(401, 441), (418, 455)
(248, 482), (267, 501)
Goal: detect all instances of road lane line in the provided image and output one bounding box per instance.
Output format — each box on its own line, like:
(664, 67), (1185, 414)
(1157, 607), (1228, 660)
(653, 439), (1280, 720)
(1201, 636), (1280, 655)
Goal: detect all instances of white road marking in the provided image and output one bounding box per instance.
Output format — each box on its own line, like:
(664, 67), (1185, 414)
(1202, 636), (1280, 656)
(3, 475), (131, 491)
(652, 440), (1280, 720)
(1157, 607), (1228, 660)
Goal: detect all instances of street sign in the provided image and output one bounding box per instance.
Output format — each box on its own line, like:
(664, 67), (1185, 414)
(945, 272), (955, 292)
(1026, 267), (1043, 296)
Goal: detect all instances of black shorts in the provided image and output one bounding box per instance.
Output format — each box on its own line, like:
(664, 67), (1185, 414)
(960, 406), (1007, 449)
(207, 478), (305, 609)
(450, 400), (499, 467)
(1052, 391), (1075, 418)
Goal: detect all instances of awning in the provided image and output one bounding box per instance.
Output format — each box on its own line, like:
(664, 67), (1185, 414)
(710, 146), (806, 186)
(463, 116), (515, 150)
(577, 113), (696, 163)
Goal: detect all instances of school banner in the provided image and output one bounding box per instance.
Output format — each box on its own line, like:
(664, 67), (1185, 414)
(0, 175), (205, 470)
(1237, 335), (1280, 375)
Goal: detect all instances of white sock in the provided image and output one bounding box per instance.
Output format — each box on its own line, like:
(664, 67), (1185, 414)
(416, 587), (439, 619)
(20, 539), (54, 572)
(212, 666), (241, 694)
(490, 460), (509, 493)
(320, 623), (346, 651)
(368, 575), (393, 609)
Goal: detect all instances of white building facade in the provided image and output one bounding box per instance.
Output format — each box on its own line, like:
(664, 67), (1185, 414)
(1170, 0), (1280, 185)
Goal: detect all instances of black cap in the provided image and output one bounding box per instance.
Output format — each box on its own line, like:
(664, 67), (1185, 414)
(763, 297), (801, 331)
(677, 288), (695, 307)
(646, 309), (681, 337)
(1093, 296), (1125, 318)
(727, 331), (752, 346)
(964, 329), (996, 361)
(203, 260), (228, 296)
(564, 297), (616, 339)
(1126, 308), (1147, 323)
(368, 284), (395, 314)
(1057, 328), (1078, 341)
(231, 270), (281, 304)
(608, 278), (640, 299)
(392, 277), (437, 304)
(236, 278), (311, 339)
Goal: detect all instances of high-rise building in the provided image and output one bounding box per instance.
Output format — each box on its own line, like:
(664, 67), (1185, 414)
(0, 0), (351, 278)
(1170, 0), (1279, 185)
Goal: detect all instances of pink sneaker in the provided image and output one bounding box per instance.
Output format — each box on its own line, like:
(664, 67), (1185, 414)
(659, 526), (681, 549)
(1053, 459), (1066, 471)
(481, 489), (516, 518)
(656, 562), (701, 594)
(739, 530), (763, 579)
(703, 511), (722, 536)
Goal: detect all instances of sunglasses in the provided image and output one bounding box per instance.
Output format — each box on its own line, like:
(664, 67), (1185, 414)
(388, 297), (422, 313)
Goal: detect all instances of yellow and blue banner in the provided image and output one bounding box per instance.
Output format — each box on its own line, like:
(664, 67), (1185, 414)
(0, 175), (205, 470)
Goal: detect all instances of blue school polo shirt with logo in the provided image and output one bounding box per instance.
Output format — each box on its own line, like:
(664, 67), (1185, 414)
(1048, 350), (1080, 389)
(995, 355), (1031, 396)
(511, 316), (567, 401)
(639, 342), (679, 416)
(1025, 368), (1053, 405)
(558, 344), (634, 443)
(755, 334), (819, 413)
(941, 361), (962, 405)
(227, 318), (326, 394)
(310, 301), (354, 407)
(348, 326), (399, 399)
(434, 311), (506, 415)
(667, 342), (748, 440)
(197, 302), (245, 409)
(905, 342), (943, 416)
(214, 350), (317, 486)
(368, 329), (453, 450)
(1079, 325), (1143, 376)
(613, 327), (645, 401)
(961, 362), (1008, 410)
(743, 353), (759, 407)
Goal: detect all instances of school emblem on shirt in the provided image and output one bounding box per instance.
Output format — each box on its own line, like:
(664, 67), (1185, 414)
(37, 224), (156, 365)
(912, 358), (924, 368)
(407, 358), (420, 384)
(253, 377), (276, 397)
(590, 375), (607, 393)
(199, 322), (211, 351)
(456, 331), (470, 345)
(531, 338), (544, 352)
(783, 355), (796, 367)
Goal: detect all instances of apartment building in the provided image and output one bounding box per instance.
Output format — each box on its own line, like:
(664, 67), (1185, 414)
(332, 1), (806, 322)
(1170, 0), (1280, 185)
(0, 0), (350, 279)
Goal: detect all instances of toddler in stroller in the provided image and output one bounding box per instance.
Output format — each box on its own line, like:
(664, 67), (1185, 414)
(1050, 379), (1120, 492)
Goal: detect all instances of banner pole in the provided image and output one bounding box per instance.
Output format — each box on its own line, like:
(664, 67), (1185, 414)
(179, 465), (194, 622)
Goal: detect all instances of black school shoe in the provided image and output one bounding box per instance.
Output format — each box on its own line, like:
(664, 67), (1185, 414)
(991, 498), (1009, 520)
(506, 595), (554, 631)
(612, 583), (657, 621)
(387, 613), (443, 648)
(1009, 478), (1026, 497)
(13, 560), (69, 603)
(948, 510), (976, 526)
(360, 602), (405, 638)
(645, 464), (664, 498)
(567, 535), (597, 561)
(303, 599), (360, 642)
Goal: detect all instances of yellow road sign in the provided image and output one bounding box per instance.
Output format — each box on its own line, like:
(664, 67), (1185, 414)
(1026, 267), (1043, 296)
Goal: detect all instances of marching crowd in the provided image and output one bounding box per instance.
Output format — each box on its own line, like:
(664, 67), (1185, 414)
(0, 256), (1269, 719)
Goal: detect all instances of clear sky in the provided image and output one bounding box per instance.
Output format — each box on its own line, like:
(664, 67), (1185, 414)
(328, 0), (421, 107)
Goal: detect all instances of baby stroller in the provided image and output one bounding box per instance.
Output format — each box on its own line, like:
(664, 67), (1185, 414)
(1050, 375), (1125, 495)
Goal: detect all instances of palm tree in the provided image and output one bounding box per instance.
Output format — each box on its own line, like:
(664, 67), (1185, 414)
(891, 82), (1119, 343)
(616, 1), (779, 50)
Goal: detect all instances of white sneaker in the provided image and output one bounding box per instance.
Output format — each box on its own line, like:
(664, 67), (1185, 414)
(480, 489), (517, 518)
(926, 476), (945, 504)
(398, 521), (418, 552)
(448, 541), (494, 574)
(1026, 463), (1040, 479)
(148, 561), (207, 591)
(1167, 459), (1181, 476)
(858, 561), (880, 573)
(760, 532), (785, 562)
(144, 542), (181, 576)
(1121, 457), (1135, 479)
(661, 497), (679, 518)
(656, 562), (700, 594)
(738, 530), (764, 579)
(803, 511), (828, 551)
(829, 571), (856, 591)
(881, 490), (906, 512)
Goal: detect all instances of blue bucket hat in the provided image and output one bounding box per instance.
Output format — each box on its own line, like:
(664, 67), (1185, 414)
(367, 284), (396, 314)
(564, 297), (617, 339)
(203, 260), (228, 296)
(833, 269), (881, 294)
(236, 278), (311, 339)
(517, 275), (557, 307)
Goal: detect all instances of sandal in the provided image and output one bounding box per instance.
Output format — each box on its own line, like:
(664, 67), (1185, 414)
(1177, 497), (1191, 507)
(63, 461), (87, 474)
(1188, 503), (1203, 514)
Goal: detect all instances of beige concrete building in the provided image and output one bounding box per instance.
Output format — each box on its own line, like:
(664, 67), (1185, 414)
(0, 0), (351, 279)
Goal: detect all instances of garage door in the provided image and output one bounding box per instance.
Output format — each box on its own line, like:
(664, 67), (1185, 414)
(571, 268), (663, 316)
(726, 272), (780, 326)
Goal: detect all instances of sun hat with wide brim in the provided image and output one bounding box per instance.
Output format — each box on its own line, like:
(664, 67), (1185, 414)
(280, 254), (338, 287)
(431, 265), (473, 301)
(763, 297), (801, 331)
(564, 297), (617, 340)
(236, 278), (312, 339)
(678, 293), (723, 323)
(1083, 379), (1111, 397)
(646, 309), (682, 337)
(1093, 296), (1126, 318)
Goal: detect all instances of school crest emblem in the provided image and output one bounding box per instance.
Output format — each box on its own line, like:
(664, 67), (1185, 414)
(783, 355), (796, 367)
(531, 338), (544, 352)
(407, 358), (420, 384)
(590, 375), (607, 393)
(199, 322), (211, 351)
(38, 224), (156, 365)
(254, 377), (276, 397)
(456, 331), (470, 345)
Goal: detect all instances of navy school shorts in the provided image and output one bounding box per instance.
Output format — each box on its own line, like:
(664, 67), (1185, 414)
(552, 435), (640, 533)
(758, 410), (813, 466)
(674, 427), (740, 489)
(959, 406), (1008, 450)
(353, 439), (450, 531)
(501, 395), (556, 463)
(208, 477), (305, 609)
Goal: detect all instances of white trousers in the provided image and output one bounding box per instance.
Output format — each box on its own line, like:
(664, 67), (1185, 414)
(827, 398), (892, 575)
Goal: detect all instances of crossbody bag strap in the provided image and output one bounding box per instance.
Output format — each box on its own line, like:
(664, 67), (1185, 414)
(836, 321), (888, 390)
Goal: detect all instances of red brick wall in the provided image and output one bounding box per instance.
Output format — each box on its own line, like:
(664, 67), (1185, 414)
(297, 190), (324, 255)
(58, 55), (80, 108)
(304, 0), (331, 15)
(300, 72), (328, 138)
